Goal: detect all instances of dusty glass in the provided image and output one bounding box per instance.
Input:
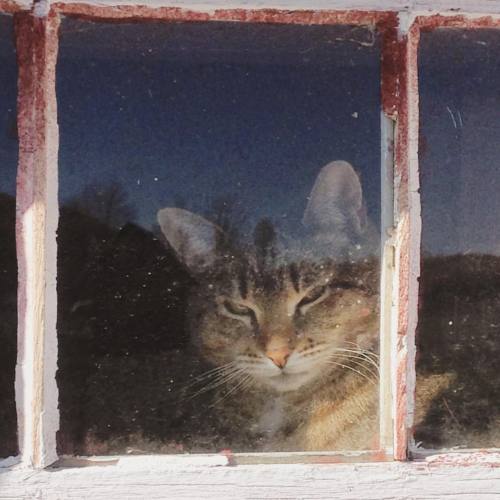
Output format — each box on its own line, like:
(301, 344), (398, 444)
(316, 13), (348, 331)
(56, 19), (382, 454)
(416, 28), (500, 449)
(0, 14), (18, 458)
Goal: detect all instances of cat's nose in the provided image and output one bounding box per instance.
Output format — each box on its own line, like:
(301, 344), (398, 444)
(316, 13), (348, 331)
(266, 347), (291, 369)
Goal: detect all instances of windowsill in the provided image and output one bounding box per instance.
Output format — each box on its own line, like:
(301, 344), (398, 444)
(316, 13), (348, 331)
(1, 453), (500, 499)
(3, 449), (499, 470)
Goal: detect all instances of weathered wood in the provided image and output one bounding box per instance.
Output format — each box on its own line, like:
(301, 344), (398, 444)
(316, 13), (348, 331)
(5, 4), (500, 500)
(43, 0), (500, 16)
(1, 458), (500, 499)
(0, 0), (29, 13)
(14, 9), (60, 469)
(391, 18), (421, 460)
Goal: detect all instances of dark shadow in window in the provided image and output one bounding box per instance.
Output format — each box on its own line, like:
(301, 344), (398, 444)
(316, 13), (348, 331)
(417, 29), (500, 448)
(0, 14), (19, 458)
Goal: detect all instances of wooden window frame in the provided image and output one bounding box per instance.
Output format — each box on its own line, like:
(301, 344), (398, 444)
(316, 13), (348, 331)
(1, 0), (500, 497)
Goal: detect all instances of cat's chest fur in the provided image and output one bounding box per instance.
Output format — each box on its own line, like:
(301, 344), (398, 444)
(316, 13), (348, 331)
(209, 370), (378, 451)
(255, 398), (286, 438)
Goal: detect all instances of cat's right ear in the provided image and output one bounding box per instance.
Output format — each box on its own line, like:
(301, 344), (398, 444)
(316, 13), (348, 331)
(157, 207), (222, 273)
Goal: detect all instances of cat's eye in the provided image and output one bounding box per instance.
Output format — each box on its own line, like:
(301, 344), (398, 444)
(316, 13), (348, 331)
(296, 285), (330, 314)
(223, 299), (255, 317)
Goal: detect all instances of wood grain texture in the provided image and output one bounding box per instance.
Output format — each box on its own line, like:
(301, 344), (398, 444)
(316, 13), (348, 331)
(37, 0), (500, 16)
(1, 459), (500, 499)
(52, 1), (396, 24)
(391, 19), (420, 460)
(14, 10), (60, 469)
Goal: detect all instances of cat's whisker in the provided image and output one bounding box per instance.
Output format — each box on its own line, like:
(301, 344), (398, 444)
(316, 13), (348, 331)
(334, 352), (379, 376)
(342, 341), (380, 359)
(182, 367), (246, 400)
(184, 361), (238, 386)
(342, 340), (378, 350)
(211, 374), (254, 407)
(332, 345), (380, 370)
(194, 367), (246, 392)
(331, 348), (379, 372)
(287, 351), (331, 370)
(327, 359), (377, 385)
(336, 355), (379, 379)
(329, 353), (379, 380)
(199, 361), (238, 375)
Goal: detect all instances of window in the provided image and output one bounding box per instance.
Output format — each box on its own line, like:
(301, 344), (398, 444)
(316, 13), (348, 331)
(2, 1), (500, 497)
(416, 27), (500, 450)
(56, 17), (383, 456)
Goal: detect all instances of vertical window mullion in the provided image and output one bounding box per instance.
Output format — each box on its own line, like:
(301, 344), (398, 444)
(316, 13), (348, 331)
(391, 20), (421, 460)
(15, 9), (60, 468)
(379, 19), (398, 456)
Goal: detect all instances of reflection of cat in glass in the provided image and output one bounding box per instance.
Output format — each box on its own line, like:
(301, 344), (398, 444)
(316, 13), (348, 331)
(158, 161), (380, 451)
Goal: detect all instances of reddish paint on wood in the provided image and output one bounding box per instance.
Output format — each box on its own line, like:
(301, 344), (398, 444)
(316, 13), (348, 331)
(0, 0), (25, 13)
(52, 2), (395, 26)
(425, 451), (500, 468)
(14, 9), (60, 468)
(393, 34), (409, 211)
(394, 215), (410, 461)
(378, 18), (415, 461)
(380, 16), (400, 117)
(417, 14), (500, 30)
(392, 21), (420, 461)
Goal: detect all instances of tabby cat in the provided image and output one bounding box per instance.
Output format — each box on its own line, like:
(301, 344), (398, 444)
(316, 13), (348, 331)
(158, 161), (382, 451)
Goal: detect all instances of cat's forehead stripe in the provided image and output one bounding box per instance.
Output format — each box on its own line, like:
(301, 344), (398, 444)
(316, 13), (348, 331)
(288, 263), (301, 293)
(238, 269), (248, 299)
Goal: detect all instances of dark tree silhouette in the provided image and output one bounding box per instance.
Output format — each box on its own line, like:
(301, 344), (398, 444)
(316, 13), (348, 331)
(67, 182), (136, 228)
(202, 194), (248, 245)
(0, 193), (18, 457)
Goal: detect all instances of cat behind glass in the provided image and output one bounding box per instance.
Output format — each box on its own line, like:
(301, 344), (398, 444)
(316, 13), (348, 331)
(158, 161), (381, 451)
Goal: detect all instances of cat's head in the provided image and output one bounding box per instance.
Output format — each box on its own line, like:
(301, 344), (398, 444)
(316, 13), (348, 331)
(158, 161), (379, 393)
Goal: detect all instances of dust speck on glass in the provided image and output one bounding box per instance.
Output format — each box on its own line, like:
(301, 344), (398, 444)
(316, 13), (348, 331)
(416, 29), (500, 449)
(56, 19), (382, 454)
(0, 14), (18, 458)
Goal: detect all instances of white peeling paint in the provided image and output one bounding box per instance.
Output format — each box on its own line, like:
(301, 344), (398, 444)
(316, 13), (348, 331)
(44, 0), (410, 12)
(112, 453), (230, 469)
(3, 0), (32, 9)
(405, 21), (420, 436)
(34, 0), (50, 16)
(379, 113), (395, 453)
(2, 460), (500, 499)
(32, 0), (500, 16)
(16, 202), (39, 468)
(403, 10), (500, 34)
(425, 451), (500, 466)
(0, 456), (21, 468)
(14, 12), (60, 469)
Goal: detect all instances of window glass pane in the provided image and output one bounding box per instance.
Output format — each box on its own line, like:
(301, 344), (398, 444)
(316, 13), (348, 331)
(417, 29), (500, 448)
(0, 14), (18, 458)
(57, 19), (382, 454)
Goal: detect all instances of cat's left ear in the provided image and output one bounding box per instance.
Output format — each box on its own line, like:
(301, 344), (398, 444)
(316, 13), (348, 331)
(303, 160), (365, 236)
(157, 207), (222, 273)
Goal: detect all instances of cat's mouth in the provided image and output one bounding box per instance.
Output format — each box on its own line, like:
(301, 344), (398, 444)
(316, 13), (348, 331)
(264, 369), (318, 392)
(270, 370), (305, 379)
